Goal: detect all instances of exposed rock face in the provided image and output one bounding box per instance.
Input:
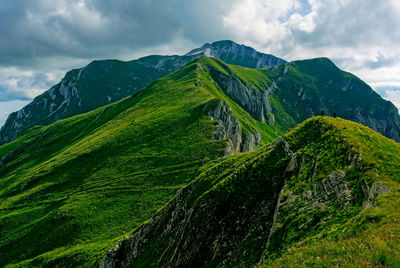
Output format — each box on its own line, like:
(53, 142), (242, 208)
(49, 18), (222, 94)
(213, 73), (275, 124)
(354, 106), (400, 142)
(203, 100), (261, 154)
(362, 182), (390, 209)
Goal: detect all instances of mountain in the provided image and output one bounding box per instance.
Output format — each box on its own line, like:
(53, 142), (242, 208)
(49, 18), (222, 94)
(0, 40), (286, 145)
(101, 116), (400, 267)
(2, 42), (399, 147)
(265, 57), (400, 141)
(0, 57), (279, 267)
(1, 56), (400, 267)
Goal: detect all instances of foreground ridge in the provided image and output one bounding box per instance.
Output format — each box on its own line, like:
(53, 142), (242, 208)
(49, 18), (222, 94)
(101, 117), (400, 267)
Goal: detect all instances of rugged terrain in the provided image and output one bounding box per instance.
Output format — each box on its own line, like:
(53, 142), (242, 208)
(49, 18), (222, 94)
(0, 40), (285, 145)
(2, 42), (399, 147)
(101, 117), (400, 267)
(0, 55), (400, 267)
(0, 57), (279, 267)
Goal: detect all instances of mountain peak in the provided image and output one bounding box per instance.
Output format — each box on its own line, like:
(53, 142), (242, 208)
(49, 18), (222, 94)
(185, 40), (286, 68)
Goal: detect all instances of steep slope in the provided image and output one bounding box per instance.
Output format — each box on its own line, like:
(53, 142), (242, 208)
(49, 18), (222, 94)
(101, 117), (400, 267)
(0, 57), (277, 267)
(0, 41), (286, 145)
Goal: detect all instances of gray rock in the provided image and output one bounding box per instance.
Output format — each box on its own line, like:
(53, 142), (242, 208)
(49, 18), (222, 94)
(211, 72), (275, 124)
(204, 100), (261, 154)
(362, 182), (390, 208)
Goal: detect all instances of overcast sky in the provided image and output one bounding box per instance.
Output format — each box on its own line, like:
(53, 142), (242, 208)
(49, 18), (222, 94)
(1, 0), (400, 126)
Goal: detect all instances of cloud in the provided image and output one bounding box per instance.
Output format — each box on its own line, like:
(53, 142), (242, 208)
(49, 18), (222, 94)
(0, 0), (238, 68)
(0, 0), (399, 113)
(0, 68), (62, 101)
(0, 100), (31, 127)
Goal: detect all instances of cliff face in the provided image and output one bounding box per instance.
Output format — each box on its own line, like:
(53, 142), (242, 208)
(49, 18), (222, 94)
(209, 69), (276, 125)
(100, 117), (399, 267)
(203, 100), (261, 154)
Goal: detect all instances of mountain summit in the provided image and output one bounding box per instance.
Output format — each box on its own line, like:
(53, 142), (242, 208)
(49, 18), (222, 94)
(185, 40), (286, 68)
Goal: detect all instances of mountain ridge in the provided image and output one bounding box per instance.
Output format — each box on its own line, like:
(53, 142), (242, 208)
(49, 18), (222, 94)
(0, 41), (286, 145)
(100, 116), (400, 267)
(0, 56), (400, 267)
(0, 56), (279, 267)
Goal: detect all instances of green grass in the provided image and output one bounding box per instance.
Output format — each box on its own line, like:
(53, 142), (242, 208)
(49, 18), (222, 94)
(0, 57), (281, 267)
(262, 117), (400, 267)
(1, 55), (400, 267)
(104, 116), (400, 267)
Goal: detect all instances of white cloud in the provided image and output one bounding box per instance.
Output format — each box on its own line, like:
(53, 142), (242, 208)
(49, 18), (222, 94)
(0, 68), (63, 101)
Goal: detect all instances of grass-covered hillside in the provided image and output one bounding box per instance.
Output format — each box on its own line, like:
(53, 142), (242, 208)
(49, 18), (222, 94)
(102, 117), (400, 267)
(0, 57), (278, 267)
(2, 55), (400, 267)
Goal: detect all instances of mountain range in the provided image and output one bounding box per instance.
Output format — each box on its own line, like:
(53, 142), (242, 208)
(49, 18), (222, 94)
(0, 40), (285, 145)
(0, 41), (399, 267)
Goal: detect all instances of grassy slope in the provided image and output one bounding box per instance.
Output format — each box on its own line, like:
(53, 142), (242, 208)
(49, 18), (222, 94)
(264, 117), (400, 267)
(2, 56), (399, 266)
(0, 54), (197, 145)
(108, 117), (400, 267)
(0, 57), (278, 267)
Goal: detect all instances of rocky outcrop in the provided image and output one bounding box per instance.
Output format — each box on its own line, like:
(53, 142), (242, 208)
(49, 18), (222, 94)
(362, 182), (390, 209)
(208, 69), (276, 125)
(203, 100), (261, 154)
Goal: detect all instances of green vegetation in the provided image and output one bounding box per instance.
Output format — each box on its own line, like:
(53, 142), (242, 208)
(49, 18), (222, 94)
(1, 54), (400, 267)
(0, 57), (279, 267)
(105, 117), (400, 267)
(263, 117), (400, 267)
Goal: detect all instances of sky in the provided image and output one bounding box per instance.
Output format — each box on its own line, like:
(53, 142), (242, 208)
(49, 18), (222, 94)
(1, 0), (400, 126)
